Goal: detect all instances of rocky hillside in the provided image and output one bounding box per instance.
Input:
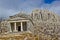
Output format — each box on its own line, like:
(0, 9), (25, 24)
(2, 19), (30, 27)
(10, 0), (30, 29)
(0, 9), (60, 40)
(9, 9), (60, 36)
(30, 9), (60, 38)
(8, 9), (60, 40)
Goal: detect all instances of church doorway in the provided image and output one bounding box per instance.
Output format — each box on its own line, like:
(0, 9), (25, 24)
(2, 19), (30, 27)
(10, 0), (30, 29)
(18, 26), (21, 31)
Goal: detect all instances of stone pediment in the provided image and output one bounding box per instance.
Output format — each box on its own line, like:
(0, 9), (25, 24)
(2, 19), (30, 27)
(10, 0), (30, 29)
(8, 12), (29, 21)
(7, 17), (28, 21)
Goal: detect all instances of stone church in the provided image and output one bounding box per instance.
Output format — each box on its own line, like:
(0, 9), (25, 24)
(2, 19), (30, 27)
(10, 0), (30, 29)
(0, 9), (60, 40)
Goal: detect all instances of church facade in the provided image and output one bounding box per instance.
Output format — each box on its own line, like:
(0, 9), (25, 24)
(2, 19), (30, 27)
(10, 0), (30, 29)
(1, 13), (32, 33)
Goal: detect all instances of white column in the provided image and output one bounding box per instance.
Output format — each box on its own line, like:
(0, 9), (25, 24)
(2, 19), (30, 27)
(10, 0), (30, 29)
(21, 22), (23, 31)
(8, 22), (12, 32)
(14, 22), (17, 32)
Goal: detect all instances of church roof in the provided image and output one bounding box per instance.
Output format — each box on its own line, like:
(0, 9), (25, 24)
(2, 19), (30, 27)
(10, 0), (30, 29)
(7, 12), (31, 21)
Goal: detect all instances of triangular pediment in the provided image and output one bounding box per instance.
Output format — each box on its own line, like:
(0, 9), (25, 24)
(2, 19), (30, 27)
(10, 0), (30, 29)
(7, 12), (29, 21)
(8, 17), (28, 21)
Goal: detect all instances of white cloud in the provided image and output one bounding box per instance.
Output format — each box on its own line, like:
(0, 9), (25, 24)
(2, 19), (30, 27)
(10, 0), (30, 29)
(0, 0), (43, 18)
(0, 0), (60, 18)
(0, 7), (19, 18)
(49, 1), (60, 14)
(40, 1), (60, 14)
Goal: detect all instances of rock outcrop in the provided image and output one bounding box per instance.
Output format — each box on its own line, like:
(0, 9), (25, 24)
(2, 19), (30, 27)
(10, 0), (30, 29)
(30, 9), (60, 40)
(0, 9), (60, 40)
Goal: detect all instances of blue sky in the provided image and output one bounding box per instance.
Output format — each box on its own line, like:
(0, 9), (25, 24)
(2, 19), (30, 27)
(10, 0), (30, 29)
(0, 0), (60, 18)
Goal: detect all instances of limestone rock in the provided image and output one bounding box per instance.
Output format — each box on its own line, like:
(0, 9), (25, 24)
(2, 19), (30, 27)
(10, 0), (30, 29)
(30, 9), (60, 38)
(0, 9), (60, 40)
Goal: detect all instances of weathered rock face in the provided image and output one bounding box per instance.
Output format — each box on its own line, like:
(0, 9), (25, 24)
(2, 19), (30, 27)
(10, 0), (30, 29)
(0, 9), (60, 40)
(31, 9), (58, 22)
(30, 9), (60, 36)
(0, 21), (9, 34)
(1, 9), (60, 35)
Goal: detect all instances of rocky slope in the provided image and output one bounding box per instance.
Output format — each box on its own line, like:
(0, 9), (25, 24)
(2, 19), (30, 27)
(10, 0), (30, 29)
(9, 9), (60, 36)
(30, 9), (60, 39)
